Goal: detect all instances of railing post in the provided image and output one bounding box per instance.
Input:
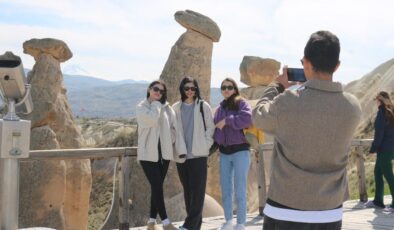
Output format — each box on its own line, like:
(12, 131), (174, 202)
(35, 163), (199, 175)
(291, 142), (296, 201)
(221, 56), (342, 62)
(257, 147), (267, 216)
(118, 155), (132, 230)
(0, 159), (19, 230)
(355, 145), (368, 202)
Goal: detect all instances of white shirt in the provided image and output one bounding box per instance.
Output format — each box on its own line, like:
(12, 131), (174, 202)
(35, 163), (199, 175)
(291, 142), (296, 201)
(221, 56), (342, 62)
(264, 203), (342, 223)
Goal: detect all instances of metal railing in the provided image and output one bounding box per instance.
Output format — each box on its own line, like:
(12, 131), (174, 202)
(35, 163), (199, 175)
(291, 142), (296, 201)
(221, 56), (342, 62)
(0, 139), (374, 229)
(27, 147), (136, 230)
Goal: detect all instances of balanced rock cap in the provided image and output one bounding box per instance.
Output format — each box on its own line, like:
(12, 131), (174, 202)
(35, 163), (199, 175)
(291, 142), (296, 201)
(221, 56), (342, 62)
(23, 38), (73, 62)
(175, 10), (221, 42)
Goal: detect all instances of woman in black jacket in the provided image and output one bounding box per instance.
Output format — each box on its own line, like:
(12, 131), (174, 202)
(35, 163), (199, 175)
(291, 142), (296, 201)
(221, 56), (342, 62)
(365, 91), (394, 213)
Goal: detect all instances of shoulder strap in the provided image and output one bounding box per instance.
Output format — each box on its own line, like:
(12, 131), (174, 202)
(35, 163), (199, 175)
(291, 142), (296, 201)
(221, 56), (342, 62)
(199, 100), (207, 131)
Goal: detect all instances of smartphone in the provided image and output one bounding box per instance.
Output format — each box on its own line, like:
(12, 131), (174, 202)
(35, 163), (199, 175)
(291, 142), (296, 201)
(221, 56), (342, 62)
(287, 68), (306, 82)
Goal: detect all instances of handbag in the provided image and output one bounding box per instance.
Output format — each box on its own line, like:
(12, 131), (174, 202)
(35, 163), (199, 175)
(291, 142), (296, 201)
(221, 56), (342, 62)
(199, 100), (219, 155)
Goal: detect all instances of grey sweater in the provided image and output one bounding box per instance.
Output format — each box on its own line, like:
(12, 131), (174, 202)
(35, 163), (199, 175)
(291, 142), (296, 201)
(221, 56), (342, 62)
(253, 79), (362, 210)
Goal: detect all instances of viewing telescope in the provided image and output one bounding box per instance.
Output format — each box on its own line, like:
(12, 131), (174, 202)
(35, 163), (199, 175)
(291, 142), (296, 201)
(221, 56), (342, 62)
(0, 51), (33, 117)
(0, 51), (33, 230)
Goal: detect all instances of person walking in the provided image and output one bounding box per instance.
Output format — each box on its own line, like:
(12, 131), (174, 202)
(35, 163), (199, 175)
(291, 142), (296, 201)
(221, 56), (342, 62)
(136, 80), (179, 230)
(253, 31), (362, 230)
(214, 78), (252, 230)
(172, 76), (215, 230)
(364, 91), (394, 213)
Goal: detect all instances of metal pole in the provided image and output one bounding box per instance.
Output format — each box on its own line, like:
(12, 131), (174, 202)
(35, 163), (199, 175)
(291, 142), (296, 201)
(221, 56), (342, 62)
(355, 146), (368, 202)
(0, 97), (31, 229)
(257, 148), (267, 216)
(118, 156), (132, 230)
(0, 158), (19, 230)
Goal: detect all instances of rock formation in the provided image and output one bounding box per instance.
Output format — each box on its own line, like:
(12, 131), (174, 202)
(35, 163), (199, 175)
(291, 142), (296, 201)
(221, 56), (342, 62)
(19, 38), (92, 230)
(240, 56), (280, 87)
(160, 10), (221, 104)
(23, 38), (72, 62)
(20, 126), (66, 229)
(240, 86), (268, 100)
(166, 193), (224, 221)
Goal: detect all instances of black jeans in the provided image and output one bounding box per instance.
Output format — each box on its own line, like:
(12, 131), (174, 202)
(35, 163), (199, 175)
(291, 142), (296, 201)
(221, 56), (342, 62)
(140, 158), (170, 220)
(176, 157), (208, 230)
(263, 215), (342, 230)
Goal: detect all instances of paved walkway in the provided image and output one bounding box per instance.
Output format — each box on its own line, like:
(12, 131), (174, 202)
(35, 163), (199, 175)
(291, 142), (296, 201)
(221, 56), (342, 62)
(21, 198), (394, 230)
(130, 197), (394, 230)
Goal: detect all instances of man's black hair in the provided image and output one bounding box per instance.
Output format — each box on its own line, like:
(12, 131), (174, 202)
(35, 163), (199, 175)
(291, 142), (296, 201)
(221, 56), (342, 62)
(304, 30), (340, 74)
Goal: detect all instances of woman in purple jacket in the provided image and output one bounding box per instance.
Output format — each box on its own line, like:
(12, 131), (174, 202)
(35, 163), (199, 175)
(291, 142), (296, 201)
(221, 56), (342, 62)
(214, 78), (252, 230)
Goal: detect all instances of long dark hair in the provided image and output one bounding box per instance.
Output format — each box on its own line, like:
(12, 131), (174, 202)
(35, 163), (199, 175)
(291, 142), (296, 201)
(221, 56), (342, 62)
(221, 77), (243, 111)
(376, 91), (394, 127)
(146, 80), (167, 104)
(179, 76), (201, 102)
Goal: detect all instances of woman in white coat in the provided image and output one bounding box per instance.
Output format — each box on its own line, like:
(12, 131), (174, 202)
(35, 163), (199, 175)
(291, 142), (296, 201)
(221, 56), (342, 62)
(136, 80), (179, 230)
(172, 77), (215, 230)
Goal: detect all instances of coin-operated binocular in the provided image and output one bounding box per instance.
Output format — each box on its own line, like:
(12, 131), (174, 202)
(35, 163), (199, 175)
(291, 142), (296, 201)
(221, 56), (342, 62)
(0, 52), (33, 158)
(0, 51), (33, 230)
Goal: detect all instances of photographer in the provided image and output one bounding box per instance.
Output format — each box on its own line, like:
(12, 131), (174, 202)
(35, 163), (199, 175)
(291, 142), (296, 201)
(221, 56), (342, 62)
(253, 31), (362, 229)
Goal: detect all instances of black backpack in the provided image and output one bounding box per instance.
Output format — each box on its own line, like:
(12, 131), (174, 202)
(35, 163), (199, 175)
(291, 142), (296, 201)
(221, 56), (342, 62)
(199, 100), (219, 155)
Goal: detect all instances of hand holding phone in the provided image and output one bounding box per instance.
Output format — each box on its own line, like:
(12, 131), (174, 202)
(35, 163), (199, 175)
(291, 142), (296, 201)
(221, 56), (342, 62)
(287, 68), (306, 82)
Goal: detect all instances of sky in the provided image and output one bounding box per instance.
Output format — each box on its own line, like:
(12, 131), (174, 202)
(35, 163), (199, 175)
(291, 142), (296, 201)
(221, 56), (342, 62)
(0, 0), (393, 87)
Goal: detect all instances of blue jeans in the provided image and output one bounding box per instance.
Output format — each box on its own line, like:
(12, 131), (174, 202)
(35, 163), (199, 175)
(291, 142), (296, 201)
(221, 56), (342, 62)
(220, 150), (250, 224)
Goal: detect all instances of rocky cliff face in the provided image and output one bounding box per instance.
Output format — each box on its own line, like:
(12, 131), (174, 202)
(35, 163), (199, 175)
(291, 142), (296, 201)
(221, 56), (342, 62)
(19, 38), (92, 230)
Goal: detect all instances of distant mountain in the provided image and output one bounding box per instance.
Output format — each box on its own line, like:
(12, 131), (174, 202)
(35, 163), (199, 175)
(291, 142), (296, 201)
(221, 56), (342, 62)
(67, 82), (149, 118)
(116, 79), (149, 84)
(60, 74), (221, 118)
(64, 74), (115, 92)
(63, 74), (149, 93)
(210, 88), (222, 109)
(62, 64), (91, 76)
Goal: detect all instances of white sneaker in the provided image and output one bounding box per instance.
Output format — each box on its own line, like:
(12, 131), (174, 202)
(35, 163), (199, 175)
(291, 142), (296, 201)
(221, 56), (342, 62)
(233, 224), (245, 230)
(220, 221), (233, 230)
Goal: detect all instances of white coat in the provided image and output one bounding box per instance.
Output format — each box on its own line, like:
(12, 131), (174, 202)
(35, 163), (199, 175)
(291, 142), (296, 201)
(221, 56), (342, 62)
(172, 99), (215, 162)
(136, 99), (179, 162)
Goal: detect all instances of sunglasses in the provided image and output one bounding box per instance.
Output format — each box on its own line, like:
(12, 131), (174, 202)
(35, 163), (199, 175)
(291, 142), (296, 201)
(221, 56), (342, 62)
(184, 86), (197, 92)
(221, 85), (234, 91)
(151, 86), (165, 95)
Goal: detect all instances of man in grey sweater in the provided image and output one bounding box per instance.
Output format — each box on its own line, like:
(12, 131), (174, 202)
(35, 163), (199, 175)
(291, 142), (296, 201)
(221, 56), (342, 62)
(253, 31), (362, 229)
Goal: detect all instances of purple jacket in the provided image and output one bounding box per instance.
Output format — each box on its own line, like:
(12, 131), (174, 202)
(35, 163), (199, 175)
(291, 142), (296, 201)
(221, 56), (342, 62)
(214, 99), (252, 146)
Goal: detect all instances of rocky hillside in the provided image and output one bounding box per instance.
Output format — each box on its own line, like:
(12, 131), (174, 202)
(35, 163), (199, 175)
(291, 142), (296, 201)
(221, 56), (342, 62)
(345, 58), (394, 135)
(77, 118), (138, 229)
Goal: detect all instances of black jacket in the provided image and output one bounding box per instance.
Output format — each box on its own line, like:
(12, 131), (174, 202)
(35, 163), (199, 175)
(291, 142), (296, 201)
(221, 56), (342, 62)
(370, 106), (394, 153)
